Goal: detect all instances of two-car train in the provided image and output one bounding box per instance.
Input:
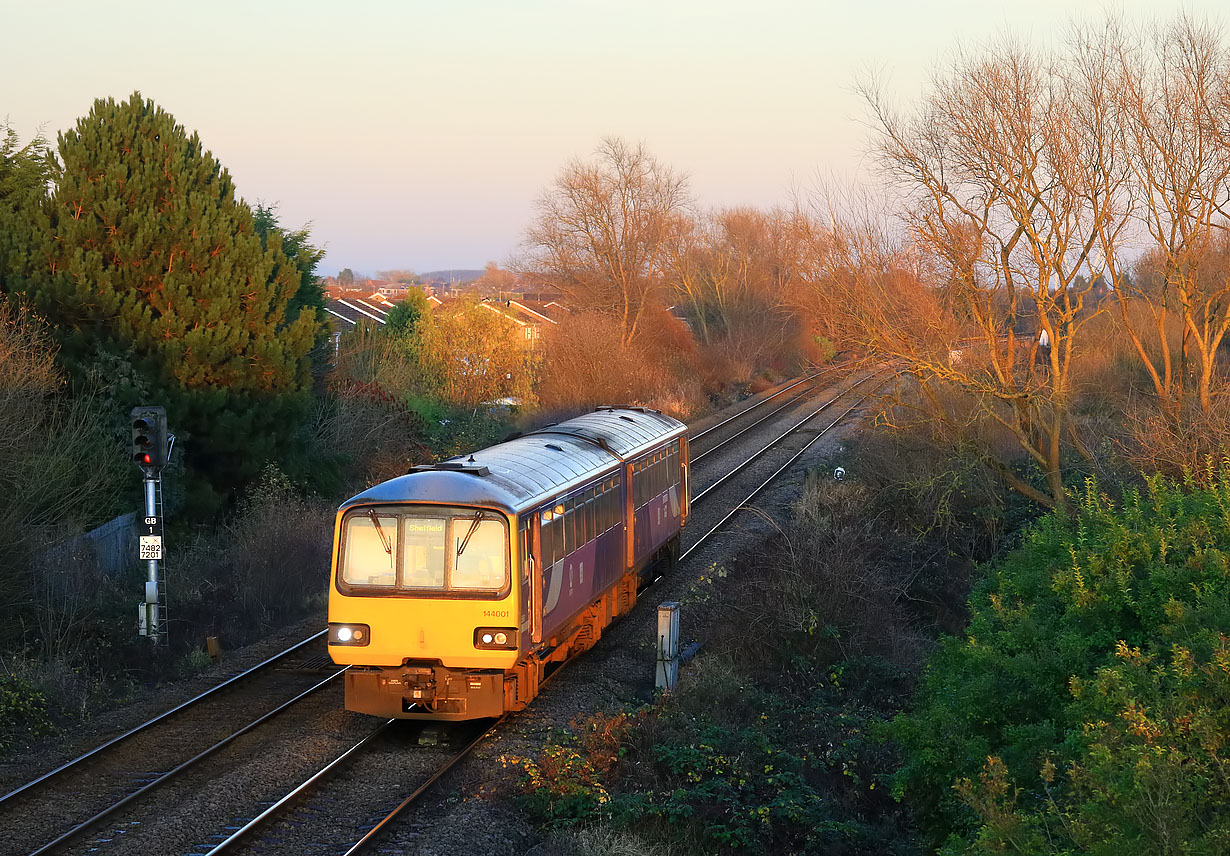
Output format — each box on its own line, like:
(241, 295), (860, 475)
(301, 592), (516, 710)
(327, 407), (690, 720)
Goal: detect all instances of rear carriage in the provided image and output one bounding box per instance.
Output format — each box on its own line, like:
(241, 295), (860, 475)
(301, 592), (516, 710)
(327, 407), (689, 720)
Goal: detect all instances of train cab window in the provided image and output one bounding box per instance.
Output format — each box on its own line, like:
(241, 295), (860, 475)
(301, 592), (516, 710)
(338, 506), (508, 597)
(452, 519), (506, 590)
(342, 512), (399, 586)
(402, 518), (446, 587)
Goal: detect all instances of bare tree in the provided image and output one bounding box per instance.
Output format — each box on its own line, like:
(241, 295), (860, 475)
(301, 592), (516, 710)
(471, 262), (519, 298)
(1112, 15), (1230, 416)
(848, 30), (1132, 510)
(664, 207), (799, 372)
(523, 138), (691, 346)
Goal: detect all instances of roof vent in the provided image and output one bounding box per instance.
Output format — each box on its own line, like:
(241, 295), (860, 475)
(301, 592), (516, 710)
(545, 443), (564, 452)
(409, 461), (490, 476)
(618, 415), (636, 422)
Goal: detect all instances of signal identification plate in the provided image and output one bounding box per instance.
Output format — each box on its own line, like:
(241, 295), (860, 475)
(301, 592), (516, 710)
(139, 536), (163, 560)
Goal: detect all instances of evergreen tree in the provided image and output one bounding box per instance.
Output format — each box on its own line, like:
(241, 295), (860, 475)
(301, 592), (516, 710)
(0, 123), (56, 290)
(383, 290), (429, 336)
(252, 203), (326, 324)
(12, 93), (322, 512)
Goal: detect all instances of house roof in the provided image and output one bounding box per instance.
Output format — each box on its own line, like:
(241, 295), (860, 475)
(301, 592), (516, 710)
(508, 300), (558, 324)
(325, 298), (386, 328)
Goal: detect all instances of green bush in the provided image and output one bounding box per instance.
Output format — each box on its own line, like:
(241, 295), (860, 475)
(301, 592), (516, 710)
(892, 467), (1230, 853)
(509, 660), (917, 855)
(0, 670), (53, 753)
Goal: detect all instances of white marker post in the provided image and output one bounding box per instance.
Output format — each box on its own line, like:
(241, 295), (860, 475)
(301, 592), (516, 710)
(656, 602), (681, 692)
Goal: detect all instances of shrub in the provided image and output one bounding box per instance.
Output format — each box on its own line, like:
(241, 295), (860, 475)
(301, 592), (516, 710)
(0, 669), (53, 753)
(892, 468), (1230, 853)
(536, 308), (709, 419)
(511, 664), (916, 855)
(172, 464), (333, 643)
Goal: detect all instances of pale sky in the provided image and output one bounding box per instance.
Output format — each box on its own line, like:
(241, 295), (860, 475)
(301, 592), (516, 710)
(1, 1), (1221, 276)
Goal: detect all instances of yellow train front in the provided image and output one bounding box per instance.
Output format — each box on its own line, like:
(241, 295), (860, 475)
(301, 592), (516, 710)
(328, 407), (689, 720)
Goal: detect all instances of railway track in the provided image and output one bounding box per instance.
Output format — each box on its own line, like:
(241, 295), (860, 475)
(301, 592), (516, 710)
(688, 358), (860, 460)
(0, 634), (347, 856)
(4, 363), (877, 856)
(187, 369), (885, 856)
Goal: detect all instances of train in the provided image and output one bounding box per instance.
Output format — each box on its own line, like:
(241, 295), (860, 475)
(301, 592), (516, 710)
(326, 406), (690, 720)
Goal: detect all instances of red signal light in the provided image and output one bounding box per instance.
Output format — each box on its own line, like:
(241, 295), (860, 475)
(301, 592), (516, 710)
(140, 453), (152, 465)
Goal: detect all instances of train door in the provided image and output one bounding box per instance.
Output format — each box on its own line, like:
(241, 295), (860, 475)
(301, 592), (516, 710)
(680, 436), (691, 523)
(623, 462), (635, 571)
(528, 514), (543, 645)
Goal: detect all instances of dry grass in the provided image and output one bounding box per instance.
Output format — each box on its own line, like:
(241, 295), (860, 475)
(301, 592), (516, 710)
(532, 827), (682, 856)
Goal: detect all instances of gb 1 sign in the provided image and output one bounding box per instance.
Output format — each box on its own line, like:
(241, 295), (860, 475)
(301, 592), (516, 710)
(139, 515), (164, 561)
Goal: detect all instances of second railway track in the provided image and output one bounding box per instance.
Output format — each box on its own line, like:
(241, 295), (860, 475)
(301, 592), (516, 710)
(188, 369), (886, 856)
(4, 362), (881, 856)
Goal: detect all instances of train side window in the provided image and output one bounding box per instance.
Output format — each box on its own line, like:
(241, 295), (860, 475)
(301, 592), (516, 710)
(586, 497), (596, 541)
(541, 514), (555, 565)
(550, 515), (562, 564)
(520, 524), (527, 571)
(564, 504), (575, 554)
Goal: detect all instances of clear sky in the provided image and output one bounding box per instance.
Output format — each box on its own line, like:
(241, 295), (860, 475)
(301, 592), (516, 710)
(1, 1), (1223, 276)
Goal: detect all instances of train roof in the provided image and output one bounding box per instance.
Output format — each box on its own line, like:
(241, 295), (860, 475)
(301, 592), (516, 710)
(341, 407), (687, 515)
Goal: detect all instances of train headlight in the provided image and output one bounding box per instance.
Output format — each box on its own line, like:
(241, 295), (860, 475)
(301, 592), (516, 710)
(329, 622), (370, 646)
(474, 627), (518, 650)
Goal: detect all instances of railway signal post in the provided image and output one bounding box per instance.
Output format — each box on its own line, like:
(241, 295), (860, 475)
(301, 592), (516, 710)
(131, 406), (172, 643)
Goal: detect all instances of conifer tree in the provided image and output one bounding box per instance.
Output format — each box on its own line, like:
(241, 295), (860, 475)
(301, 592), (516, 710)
(14, 93), (322, 509)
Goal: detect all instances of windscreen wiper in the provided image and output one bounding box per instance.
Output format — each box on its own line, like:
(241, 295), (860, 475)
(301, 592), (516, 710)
(367, 509), (392, 558)
(456, 511), (485, 557)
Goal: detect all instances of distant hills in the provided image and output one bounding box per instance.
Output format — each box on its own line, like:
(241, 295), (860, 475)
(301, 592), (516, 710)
(419, 269), (484, 284)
